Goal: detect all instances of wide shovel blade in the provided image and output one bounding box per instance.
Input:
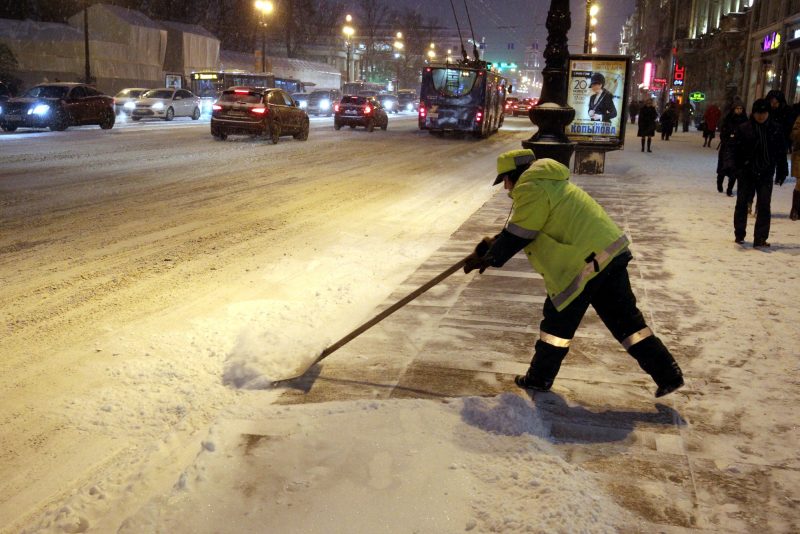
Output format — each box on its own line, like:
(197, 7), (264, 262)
(271, 257), (469, 385)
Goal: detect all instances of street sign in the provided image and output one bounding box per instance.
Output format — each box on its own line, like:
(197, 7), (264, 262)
(689, 92), (705, 101)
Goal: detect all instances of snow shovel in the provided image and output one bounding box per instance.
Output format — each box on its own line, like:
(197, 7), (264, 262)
(271, 257), (469, 385)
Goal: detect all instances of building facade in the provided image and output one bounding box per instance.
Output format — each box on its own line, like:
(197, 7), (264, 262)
(626, 0), (800, 116)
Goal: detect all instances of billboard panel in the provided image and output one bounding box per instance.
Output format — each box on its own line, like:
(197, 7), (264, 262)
(566, 55), (631, 148)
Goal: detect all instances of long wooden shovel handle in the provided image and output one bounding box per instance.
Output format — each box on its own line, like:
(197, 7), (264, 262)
(308, 257), (469, 368)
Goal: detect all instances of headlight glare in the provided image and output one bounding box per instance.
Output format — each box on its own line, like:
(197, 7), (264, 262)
(152, 102), (164, 110)
(320, 99), (330, 110)
(31, 104), (51, 115)
(124, 101), (136, 109)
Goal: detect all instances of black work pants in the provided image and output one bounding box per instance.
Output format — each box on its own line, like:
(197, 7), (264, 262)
(528, 251), (680, 387)
(734, 169), (774, 242)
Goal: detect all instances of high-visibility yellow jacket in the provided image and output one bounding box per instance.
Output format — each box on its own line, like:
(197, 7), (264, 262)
(505, 158), (630, 311)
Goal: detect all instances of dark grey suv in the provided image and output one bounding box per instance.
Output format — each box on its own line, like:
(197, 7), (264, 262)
(306, 89), (341, 116)
(210, 87), (309, 144)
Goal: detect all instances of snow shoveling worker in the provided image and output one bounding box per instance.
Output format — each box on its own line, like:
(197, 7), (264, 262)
(464, 149), (684, 398)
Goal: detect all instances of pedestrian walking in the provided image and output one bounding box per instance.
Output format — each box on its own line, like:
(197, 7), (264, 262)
(681, 101), (693, 132)
(702, 103), (721, 147)
(765, 90), (793, 186)
(716, 99), (747, 196)
(790, 113), (800, 220)
(637, 98), (657, 152)
(628, 100), (640, 124)
(464, 150), (684, 398)
(660, 103), (676, 141)
(733, 99), (784, 247)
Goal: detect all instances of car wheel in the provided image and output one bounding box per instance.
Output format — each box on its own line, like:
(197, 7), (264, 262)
(294, 118), (309, 141)
(213, 131), (227, 141)
(366, 119), (374, 132)
(165, 107), (174, 121)
(334, 121), (342, 130)
(349, 124), (356, 129)
(50, 110), (70, 131)
(99, 108), (115, 130)
(191, 107), (201, 120)
(270, 122), (280, 144)
(381, 119), (387, 131)
(132, 116), (141, 122)
(1, 122), (17, 132)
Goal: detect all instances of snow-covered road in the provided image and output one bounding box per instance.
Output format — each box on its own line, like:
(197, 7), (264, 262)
(0, 115), (533, 531)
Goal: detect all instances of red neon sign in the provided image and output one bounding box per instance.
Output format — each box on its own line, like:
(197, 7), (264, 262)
(673, 64), (685, 86)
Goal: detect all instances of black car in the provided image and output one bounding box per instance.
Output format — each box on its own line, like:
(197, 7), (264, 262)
(0, 83), (115, 132)
(0, 81), (11, 106)
(377, 93), (400, 114)
(397, 90), (418, 112)
(333, 96), (388, 132)
(306, 89), (341, 116)
(210, 87), (309, 144)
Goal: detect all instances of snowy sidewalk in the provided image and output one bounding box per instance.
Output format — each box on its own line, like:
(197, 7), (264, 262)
(121, 130), (800, 533)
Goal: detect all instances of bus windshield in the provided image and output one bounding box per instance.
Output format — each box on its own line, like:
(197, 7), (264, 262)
(429, 68), (478, 97)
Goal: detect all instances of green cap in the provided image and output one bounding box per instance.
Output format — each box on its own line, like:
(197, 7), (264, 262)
(494, 149), (536, 185)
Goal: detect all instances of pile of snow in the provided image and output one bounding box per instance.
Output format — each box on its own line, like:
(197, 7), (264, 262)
(222, 300), (330, 389)
(119, 394), (639, 533)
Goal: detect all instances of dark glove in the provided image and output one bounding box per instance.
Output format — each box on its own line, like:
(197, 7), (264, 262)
(464, 236), (496, 274)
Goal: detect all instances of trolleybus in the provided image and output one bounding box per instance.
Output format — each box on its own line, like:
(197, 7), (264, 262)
(189, 70), (304, 114)
(417, 61), (508, 138)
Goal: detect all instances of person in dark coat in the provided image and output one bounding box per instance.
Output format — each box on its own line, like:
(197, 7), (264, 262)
(628, 100), (640, 124)
(681, 101), (693, 132)
(765, 89), (793, 185)
(637, 98), (657, 152)
(587, 73), (617, 122)
(733, 98), (785, 248)
(716, 99), (747, 196)
(660, 103), (676, 141)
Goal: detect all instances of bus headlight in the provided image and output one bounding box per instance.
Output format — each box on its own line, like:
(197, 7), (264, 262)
(320, 99), (330, 110)
(29, 104), (51, 116)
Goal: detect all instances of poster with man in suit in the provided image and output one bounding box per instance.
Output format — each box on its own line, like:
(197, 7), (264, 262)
(566, 56), (630, 147)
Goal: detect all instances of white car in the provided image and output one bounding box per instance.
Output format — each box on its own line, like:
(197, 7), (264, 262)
(131, 88), (201, 121)
(113, 87), (149, 115)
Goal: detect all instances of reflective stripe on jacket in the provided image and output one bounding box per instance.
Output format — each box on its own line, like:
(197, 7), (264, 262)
(507, 158), (630, 311)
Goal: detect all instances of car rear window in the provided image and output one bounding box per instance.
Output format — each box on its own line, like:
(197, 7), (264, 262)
(341, 96), (366, 105)
(25, 85), (69, 99)
(219, 91), (262, 103)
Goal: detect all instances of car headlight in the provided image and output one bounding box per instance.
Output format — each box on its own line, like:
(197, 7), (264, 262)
(385, 101), (393, 109)
(406, 103), (413, 111)
(152, 102), (164, 110)
(320, 99), (330, 110)
(124, 101), (136, 109)
(299, 101), (307, 108)
(29, 104), (50, 116)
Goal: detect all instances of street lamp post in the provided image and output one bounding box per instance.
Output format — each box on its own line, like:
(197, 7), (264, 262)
(254, 0), (273, 72)
(584, 1), (599, 54)
(393, 32), (404, 93)
(342, 15), (355, 83)
(521, 0), (576, 166)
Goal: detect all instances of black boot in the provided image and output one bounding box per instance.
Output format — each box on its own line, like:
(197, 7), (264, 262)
(641, 138), (645, 152)
(628, 336), (684, 397)
(647, 138), (652, 152)
(517, 342), (568, 393)
(791, 190), (800, 221)
(716, 175), (724, 193)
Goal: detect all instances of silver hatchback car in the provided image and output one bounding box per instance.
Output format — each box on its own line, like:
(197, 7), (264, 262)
(132, 88), (201, 121)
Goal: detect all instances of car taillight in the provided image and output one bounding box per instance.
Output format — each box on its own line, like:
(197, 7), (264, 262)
(251, 106), (268, 115)
(364, 104), (372, 114)
(212, 104), (222, 111)
(476, 108), (484, 123)
(334, 103), (340, 112)
(419, 104), (426, 118)
(235, 89), (250, 94)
